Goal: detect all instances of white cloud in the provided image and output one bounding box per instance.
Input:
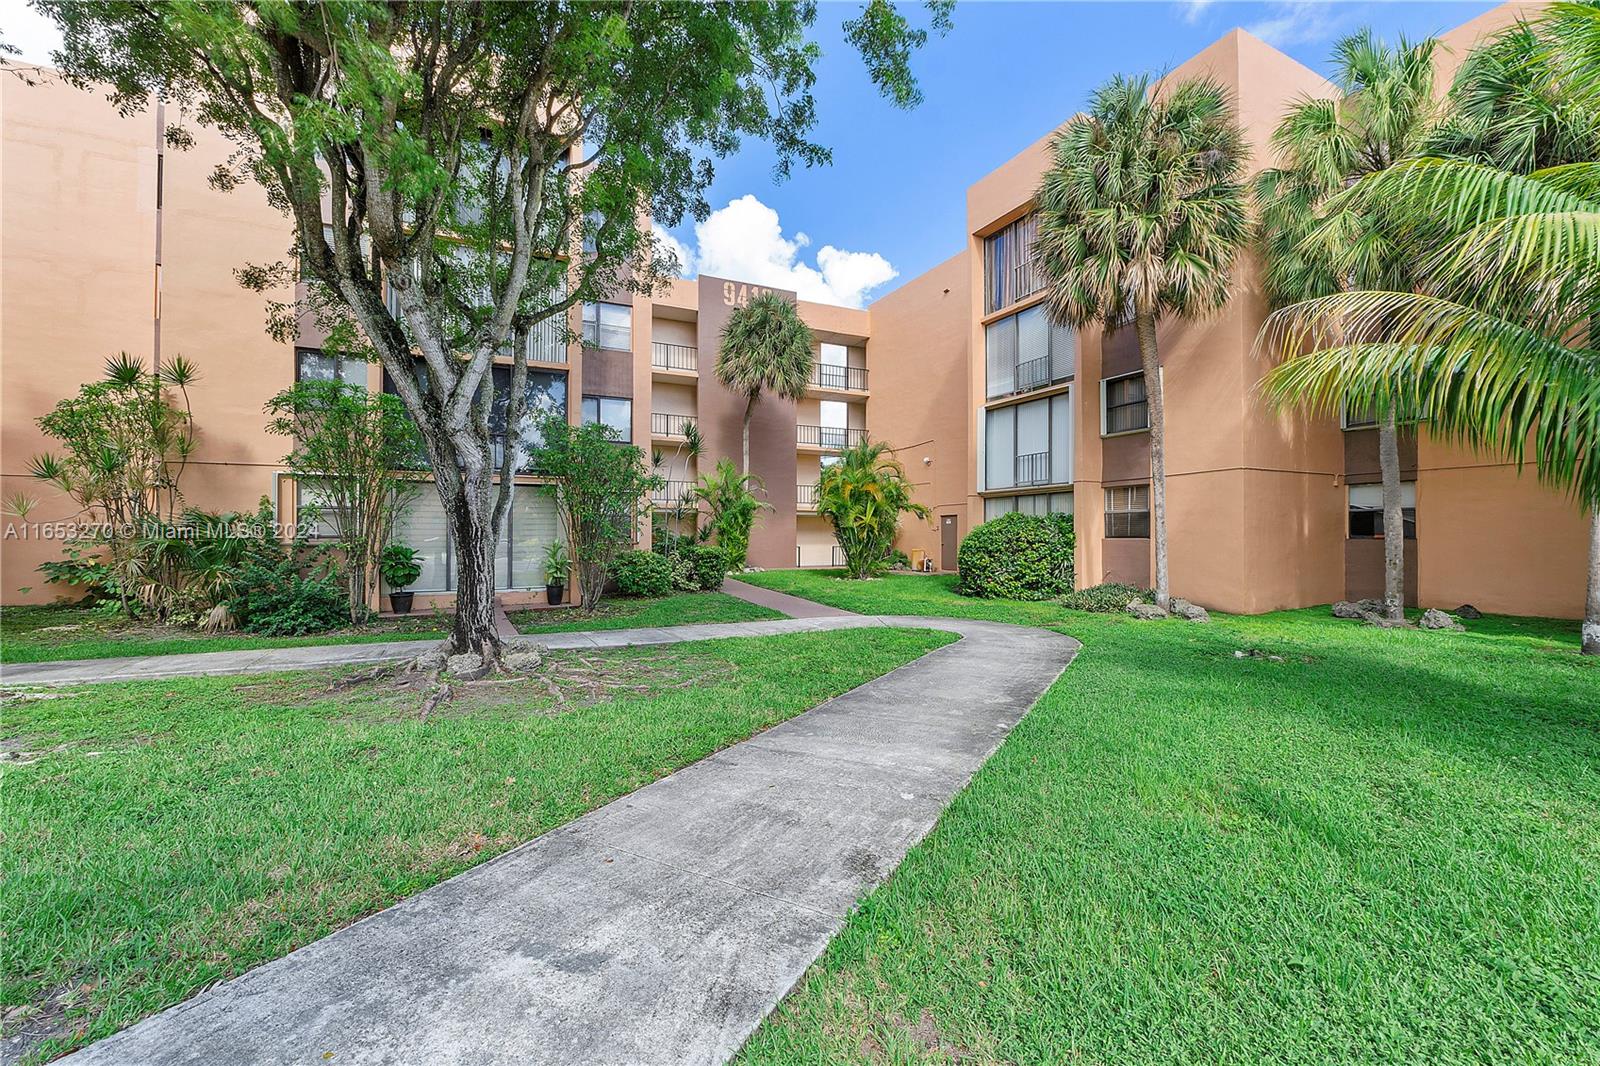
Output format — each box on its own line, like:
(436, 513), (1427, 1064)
(1178, 0), (1216, 26)
(1245, 2), (1343, 48)
(1, 0), (63, 65)
(667, 194), (897, 309)
(651, 228), (696, 280)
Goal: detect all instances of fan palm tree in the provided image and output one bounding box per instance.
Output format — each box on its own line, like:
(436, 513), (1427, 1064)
(1033, 74), (1249, 610)
(716, 292), (815, 474)
(1254, 30), (1441, 623)
(1258, 7), (1600, 654)
(815, 437), (930, 579)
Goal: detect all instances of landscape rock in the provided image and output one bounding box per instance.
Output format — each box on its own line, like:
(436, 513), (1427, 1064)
(411, 644), (450, 673)
(1170, 598), (1210, 623)
(1454, 603), (1483, 620)
(1127, 602), (1169, 620)
(445, 652), (490, 681)
(1331, 601), (1366, 620)
(502, 640), (546, 674)
(1419, 608), (1465, 632)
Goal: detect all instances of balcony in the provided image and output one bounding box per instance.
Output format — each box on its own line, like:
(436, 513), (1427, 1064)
(651, 412), (696, 439)
(649, 479), (697, 509)
(808, 362), (868, 392)
(797, 483), (818, 509)
(651, 342), (698, 373)
(797, 544), (846, 568)
(1015, 451), (1050, 487)
(796, 424), (865, 451)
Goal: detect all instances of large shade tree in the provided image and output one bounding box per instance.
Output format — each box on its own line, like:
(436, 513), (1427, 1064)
(1254, 29), (1440, 623)
(716, 291), (816, 474)
(1259, 3), (1600, 653)
(39, 0), (948, 664)
(1033, 74), (1249, 609)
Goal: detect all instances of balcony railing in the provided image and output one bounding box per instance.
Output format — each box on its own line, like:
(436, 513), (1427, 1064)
(808, 362), (868, 391)
(1016, 451), (1050, 487)
(649, 479), (697, 509)
(651, 342), (698, 372)
(651, 412), (696, 439)
(796, 424), (865, 450)
(1016, 355), (1050, 392)
(797, 544), (846, 567)
(797, 483), (818, 509)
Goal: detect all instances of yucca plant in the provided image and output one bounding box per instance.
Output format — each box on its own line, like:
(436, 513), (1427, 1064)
(815, 438), (929, 580)
(1033, 73), (1249, 609)
(1258, 2), (1600, 653)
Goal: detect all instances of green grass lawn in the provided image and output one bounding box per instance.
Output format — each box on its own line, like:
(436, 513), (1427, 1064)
(0, 626), (952, 1064)
(736, 571), (1600, 1065)
(0, 603), (449, 664)
(510, 590), (784, 634)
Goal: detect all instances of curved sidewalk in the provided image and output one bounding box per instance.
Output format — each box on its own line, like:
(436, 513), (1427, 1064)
(53, 615), (1078, 1066)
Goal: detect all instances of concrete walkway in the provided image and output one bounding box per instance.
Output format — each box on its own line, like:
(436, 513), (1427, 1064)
(722, 577), (854, 619)
(50, 614), (1078, 1066)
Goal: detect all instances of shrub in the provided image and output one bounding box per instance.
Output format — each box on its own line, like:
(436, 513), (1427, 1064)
(1045, 512), (1076, 587)
(610, 550), (672, 598)
(956, 512), (1072, 600)
(1060, 582), (1152, 613)
(665, 551), (700, 592)
(679, 544), (727, 590)
(230, 557), (351, 635)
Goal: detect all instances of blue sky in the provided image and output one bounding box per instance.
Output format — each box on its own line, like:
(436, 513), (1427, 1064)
(1, 0), (1501, 307)
(658, 0), (1498, 306)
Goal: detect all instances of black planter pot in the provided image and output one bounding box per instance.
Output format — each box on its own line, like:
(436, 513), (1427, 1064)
(545, 583), (566, 606)
(389, 590), (415, 615)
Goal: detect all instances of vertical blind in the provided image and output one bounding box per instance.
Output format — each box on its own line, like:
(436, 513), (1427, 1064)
(984, 213), (1043, 314)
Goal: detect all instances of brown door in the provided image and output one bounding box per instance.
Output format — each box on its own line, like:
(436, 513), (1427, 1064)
(940, 515), (958, 571)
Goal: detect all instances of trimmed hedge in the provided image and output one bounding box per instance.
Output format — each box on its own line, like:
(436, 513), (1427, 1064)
(956, 512), (1073, 601)
(610, 550), (672, 598)
(678, 544), (727, 591)
(1060, 582), (1152, 613)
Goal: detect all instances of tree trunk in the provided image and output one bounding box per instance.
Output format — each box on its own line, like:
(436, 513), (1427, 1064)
(1135, 313), (1169, 610)
(440, 474), (503, 663)
(1584, 508), (1599, 656)
(1378, 410), (1405, 623)
(741, 394), (756, 475)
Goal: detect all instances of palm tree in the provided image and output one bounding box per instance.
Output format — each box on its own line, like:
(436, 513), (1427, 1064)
(716, 292), (815, 474)
(1260, 2), (1600, 654)
(1033, 74), (1249, 610)
(689, 458), (769, 572)
(1254, 30), (1441, 623)
(815, 437), (930, 579)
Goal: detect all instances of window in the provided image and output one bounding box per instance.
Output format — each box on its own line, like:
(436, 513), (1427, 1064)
(295, 481), (346, 540)
(1348, 483), (1416, 539)
(985, 303), (1075, 398)
(383, 363), (567, 471)
(581, 301), (631, 350)
(581, 395), (633, 441)
(296, 348), (367, 389)
(983, 213), (1042, 313)
(984, 492), (1073, 522)
(392, 484), (561, 593)
(982, 392), (1073, 491)
(1341, 400), (1425, 430)
(524, 275), (569, 364)
(1102, 373), (1149, 435)
(1104, 485), (1150, 538)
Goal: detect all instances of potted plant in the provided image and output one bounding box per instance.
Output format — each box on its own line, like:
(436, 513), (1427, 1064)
(379, 543), (423, 614)
(542, 541), (570, 606)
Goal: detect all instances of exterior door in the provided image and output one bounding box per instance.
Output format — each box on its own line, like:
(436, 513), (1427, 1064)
(941, 515), (958, 571)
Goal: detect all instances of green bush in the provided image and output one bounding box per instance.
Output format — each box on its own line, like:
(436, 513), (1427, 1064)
(956, 512), (1073, 600)
(230, 558), (351, 635)
(665, 551), (700, 592)
(610, 550), (672, 597)
(1046, 512), (1076, 587)
(1060, 582), (1152, 613)
(680, 544), (727, 590)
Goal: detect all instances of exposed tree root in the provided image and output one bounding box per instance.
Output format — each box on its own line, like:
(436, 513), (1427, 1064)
(420, 682), (453, 721)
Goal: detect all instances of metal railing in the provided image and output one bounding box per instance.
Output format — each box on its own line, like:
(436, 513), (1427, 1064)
(1015, 355), (1050, 392)
(796, 424), (864, 450)
(796, 483), (818, 509)
(797, 544), (846, 568)
(649, 479), (697, 508)
(651, 412), (696, 438)
(808, 362), (868, 391)
(651, 342), (698, 372)
(1016, 451), (1050, 487)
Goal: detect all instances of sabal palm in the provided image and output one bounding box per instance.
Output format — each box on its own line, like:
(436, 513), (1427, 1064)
(1254, 29), (1440, 622)
(1034, 74), (1249, 609)
(815, 437), (930, 579)
(716, 292), (815, 474)
(1258, 6), (1600, 653)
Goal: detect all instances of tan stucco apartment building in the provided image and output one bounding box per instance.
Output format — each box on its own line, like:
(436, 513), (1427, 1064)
(1, 1), (1589, 619)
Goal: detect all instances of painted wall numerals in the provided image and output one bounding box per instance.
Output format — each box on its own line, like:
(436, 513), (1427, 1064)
(722, 282), (775, 307)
